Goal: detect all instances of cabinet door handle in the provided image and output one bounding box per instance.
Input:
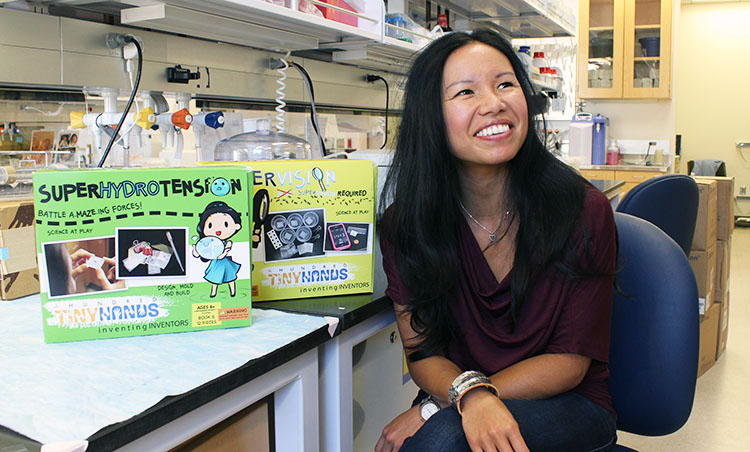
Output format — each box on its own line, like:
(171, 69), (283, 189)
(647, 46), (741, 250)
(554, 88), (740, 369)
(737, 142), (750, 148)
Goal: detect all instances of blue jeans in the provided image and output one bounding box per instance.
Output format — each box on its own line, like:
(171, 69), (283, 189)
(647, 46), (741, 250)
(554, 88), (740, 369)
(399, 391), (617, 452)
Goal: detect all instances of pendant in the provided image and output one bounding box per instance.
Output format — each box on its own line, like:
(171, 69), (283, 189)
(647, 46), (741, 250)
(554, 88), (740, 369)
(489, 232), (496, 242)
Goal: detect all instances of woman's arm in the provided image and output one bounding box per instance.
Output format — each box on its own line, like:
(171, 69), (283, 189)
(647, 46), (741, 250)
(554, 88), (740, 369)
(375, 306), (460, 452)
(380, 304), (590, 452)
(377, 305), (530, 452)
(488, 353), (590, 400)
(395, 304), (462, 403)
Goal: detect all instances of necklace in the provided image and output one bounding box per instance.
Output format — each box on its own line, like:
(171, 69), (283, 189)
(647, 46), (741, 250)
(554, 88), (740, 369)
(459, 201), (511, 243)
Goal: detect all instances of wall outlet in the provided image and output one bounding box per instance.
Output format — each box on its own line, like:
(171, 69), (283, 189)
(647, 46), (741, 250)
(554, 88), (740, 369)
(741, 186), (747, 195)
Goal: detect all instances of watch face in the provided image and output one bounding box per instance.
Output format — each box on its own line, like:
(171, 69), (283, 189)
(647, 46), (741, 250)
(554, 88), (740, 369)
(420, 400), (440, 421)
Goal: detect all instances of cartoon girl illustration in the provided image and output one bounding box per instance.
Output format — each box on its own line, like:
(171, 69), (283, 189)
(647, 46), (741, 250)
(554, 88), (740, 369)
(193, 201), (242, 297)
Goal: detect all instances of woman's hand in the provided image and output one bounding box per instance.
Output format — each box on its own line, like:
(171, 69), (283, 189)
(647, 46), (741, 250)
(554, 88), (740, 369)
(70, 250), (120, 290)
(460, 389), (529, 452)
(374, 405), (423, 452)
(103, 257), (117, 281)
(71, 263), (113, 291)
(192, 244), (199, 258)
(70, 249), (94, 268)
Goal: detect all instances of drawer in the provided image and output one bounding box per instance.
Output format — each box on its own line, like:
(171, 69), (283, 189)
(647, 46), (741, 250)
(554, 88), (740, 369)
(620, 182), (640, 196)
(580, 169), (615, 180)
(614, 170), (660, 183)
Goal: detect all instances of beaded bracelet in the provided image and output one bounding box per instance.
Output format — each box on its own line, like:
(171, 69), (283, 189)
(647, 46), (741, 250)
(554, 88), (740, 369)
(448, 370), (499, 415)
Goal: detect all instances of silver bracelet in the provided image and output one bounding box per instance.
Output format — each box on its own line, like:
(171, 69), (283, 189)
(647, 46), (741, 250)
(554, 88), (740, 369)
(448, 370), (499, 414)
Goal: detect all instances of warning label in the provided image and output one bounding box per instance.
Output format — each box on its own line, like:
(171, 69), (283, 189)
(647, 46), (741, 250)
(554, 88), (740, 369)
(218, 306), (250, 321)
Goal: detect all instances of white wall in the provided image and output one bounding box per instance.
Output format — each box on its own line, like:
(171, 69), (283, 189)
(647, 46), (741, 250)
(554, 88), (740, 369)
(676, 2), (750, 210)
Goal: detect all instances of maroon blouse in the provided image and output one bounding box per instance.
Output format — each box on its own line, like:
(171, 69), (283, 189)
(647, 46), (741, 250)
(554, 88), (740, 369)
(381, 185), (617, 416)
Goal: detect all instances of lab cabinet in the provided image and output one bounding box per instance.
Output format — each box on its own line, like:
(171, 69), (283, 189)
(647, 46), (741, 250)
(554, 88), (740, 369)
(352, 321), (418, 452)
(579, 167), (668, 196)
(318, 309), (418, 452)
(577, 0), (673, 99)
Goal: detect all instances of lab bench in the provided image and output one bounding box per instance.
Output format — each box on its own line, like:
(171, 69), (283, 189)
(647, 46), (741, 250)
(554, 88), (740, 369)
(0, 239), (411, 452)
(0, 301), (331, 452)
(589, 178), (626, 209)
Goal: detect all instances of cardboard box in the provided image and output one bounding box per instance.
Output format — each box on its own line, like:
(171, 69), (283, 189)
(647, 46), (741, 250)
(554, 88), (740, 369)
(247, 159), (375, 301)
(691, 179), (717, 251)
(698, 302), (720, 377)
(693, 176), (734, 240)
(0, 200), (40, 300)
(689, 244), (716, 315)
(714, 238), (731, 303)
(33, 167), (252, 343)
(716, 291), (729, 360)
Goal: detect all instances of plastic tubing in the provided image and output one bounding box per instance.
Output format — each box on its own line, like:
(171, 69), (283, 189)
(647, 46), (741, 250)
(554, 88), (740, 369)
(274, 51), (291, 134)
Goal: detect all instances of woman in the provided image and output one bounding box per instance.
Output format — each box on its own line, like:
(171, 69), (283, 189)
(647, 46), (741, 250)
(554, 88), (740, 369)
(376, 29), (617, 452)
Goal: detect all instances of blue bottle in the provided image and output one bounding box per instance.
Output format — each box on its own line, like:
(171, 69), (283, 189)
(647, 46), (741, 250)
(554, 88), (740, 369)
(591, 114), (609, 165)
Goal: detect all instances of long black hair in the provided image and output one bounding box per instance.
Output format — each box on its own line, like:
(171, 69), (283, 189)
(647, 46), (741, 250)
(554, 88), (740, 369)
(382, 29), (590, 361)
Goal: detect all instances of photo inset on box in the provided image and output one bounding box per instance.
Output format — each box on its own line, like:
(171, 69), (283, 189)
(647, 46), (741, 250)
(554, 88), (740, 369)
(43, 237), (127, 298)
(115, 227), (188, 278)
(324, 222), (370, 252)
(264, 208), (326, 262)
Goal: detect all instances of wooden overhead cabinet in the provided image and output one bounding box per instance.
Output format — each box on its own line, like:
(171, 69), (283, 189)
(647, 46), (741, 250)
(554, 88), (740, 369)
(578, 0), (672, 99)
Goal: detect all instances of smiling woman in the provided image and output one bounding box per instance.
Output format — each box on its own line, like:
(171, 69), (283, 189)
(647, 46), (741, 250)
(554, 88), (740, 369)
(377, 29), (619, 452)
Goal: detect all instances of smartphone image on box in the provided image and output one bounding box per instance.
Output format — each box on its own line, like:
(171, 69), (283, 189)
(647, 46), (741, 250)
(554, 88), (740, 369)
(327, 223), (351, 250)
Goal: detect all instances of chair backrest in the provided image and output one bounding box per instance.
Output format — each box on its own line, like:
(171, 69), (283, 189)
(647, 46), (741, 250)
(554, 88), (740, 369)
(615, 174), (699, 256)
(609, 213), (699, 436)
(688, 159), (727, 177)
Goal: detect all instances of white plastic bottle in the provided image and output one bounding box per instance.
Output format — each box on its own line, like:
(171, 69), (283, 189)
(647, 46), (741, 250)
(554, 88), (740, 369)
(517, 45), (532, 75)
(532, 51), (547, 69)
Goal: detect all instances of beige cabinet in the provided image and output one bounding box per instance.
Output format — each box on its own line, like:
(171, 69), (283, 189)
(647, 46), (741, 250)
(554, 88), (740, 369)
(578, 0), (672, 99)
(615, 169), (659, 194)
(580, 168), (667, 196)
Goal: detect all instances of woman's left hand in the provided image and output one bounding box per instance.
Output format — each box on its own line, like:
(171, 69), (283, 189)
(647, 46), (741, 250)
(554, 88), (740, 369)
(374, 405), (423, 452)
(460, 389), (529, 452)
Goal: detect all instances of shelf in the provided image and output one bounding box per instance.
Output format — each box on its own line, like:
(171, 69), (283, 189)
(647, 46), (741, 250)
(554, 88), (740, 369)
(328, 36), (424, 72)
(530, 72), (562, 91)
(39, 0), (574, 74)
(440, 0), (575, 38)
(634, 57), (660, 62)
(119, 0), (383, 51)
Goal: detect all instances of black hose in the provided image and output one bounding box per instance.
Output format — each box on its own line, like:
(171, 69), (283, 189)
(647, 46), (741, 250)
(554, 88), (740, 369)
(368, 75), (389, 149)
(97, 38), (143, 167)
(289, 62), (327, 156)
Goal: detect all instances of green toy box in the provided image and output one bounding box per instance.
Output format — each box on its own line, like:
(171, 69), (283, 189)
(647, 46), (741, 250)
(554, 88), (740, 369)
(205, 159), (376, 301)
(33, 167), (252, 343)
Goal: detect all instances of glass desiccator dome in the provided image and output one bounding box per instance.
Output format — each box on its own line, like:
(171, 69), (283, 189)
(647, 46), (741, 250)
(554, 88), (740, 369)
(213, 129), (313, 161)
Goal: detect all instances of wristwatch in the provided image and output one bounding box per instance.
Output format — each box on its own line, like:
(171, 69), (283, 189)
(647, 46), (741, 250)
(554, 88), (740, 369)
(419, 395), (441, 422)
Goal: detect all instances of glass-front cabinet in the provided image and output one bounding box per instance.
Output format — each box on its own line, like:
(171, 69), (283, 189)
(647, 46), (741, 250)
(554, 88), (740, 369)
(578, 0), (672, 99)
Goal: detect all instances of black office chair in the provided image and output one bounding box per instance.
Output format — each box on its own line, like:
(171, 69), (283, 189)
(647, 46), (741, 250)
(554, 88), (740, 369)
(610, 212), (699, 451)
(687, 159), (726, 176)
(615, 174), (699, 256)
